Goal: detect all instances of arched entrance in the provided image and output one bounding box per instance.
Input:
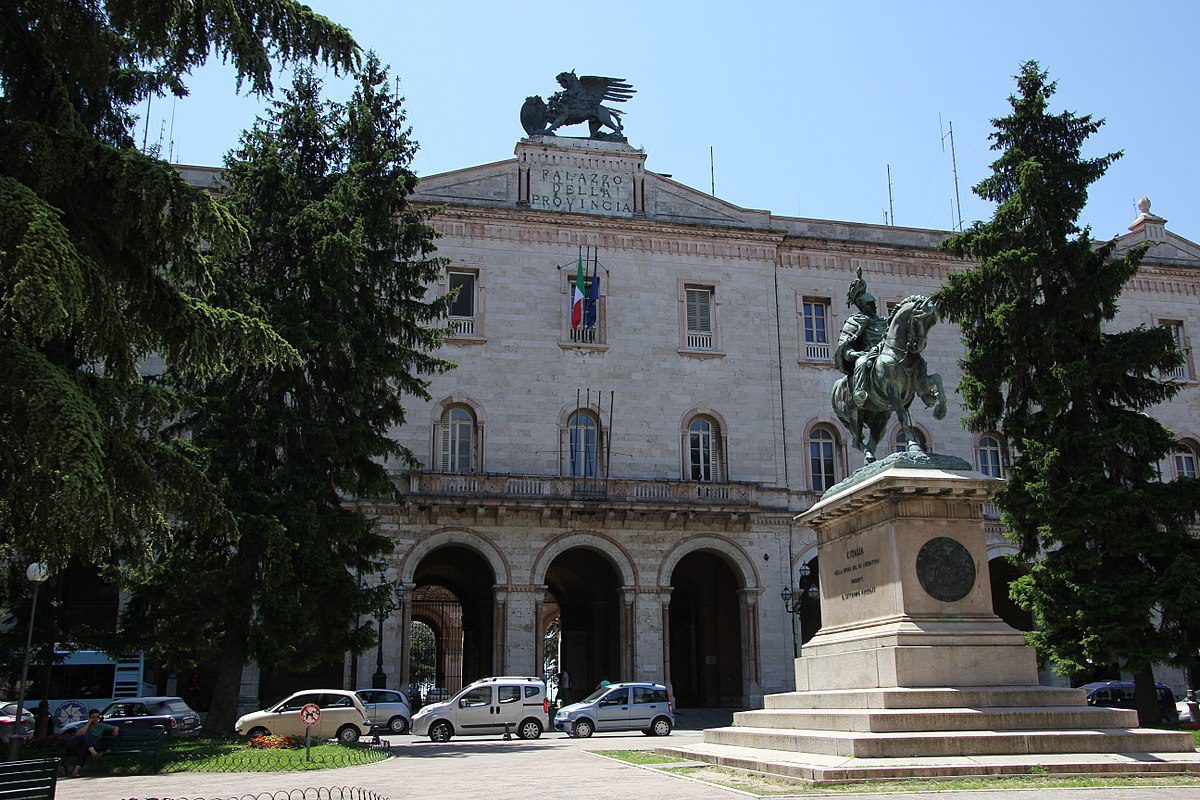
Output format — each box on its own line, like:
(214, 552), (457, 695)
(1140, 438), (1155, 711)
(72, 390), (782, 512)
(989, 556), (1033, 632)
(409, 545), (495, 698)
(669, 552), (743, 707)
(799, 556), (822, 646)
(544, 549), (622, 698)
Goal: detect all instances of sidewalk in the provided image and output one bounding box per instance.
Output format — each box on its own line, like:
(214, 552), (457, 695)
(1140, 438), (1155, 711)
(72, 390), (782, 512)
(55, 732), (1200, 800)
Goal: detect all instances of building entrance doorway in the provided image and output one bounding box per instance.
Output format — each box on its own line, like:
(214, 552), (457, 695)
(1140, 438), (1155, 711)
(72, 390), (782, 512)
(544, 548), (622, 699)
(409, 545), (494, 699)
(669, 551), (743, 707)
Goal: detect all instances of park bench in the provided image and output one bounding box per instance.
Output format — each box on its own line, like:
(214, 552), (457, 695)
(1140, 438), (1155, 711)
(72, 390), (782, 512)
(0, 758), (58, 800)
(99, 727), (165, 773)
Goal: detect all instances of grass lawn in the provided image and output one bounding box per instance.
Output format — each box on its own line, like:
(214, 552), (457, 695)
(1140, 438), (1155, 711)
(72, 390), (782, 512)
(27, 735), (388, 776)
(593, 749), (686, 765)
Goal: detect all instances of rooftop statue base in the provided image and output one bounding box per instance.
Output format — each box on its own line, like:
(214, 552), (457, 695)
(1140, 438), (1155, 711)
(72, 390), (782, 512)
(665, 459), (1199, 783)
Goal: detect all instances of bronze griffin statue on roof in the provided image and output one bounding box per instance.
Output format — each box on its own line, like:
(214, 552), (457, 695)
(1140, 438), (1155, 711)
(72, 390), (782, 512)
(521, 71), (636, 142)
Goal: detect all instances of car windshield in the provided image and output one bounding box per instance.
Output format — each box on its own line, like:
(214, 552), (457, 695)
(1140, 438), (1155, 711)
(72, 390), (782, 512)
(581, 687), (611, 703)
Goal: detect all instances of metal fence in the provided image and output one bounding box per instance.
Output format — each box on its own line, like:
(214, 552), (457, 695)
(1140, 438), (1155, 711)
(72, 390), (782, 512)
(119, 787), (389, 800)
(158, 743), (390, 774)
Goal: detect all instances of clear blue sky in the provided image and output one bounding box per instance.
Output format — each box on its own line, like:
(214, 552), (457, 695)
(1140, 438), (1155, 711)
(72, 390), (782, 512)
(157, 0), (1199, 241)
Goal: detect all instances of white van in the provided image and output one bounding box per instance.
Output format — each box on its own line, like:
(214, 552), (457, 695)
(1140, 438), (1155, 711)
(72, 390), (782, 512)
(410, 676), (547, 741)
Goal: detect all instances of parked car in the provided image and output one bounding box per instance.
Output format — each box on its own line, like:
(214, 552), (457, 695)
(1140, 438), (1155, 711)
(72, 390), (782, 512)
(0, 702), (34, 744)
(354, 689), (411, 734)
(61, 696), (202, 737)
(235, 689), (370, 744)
(554, 682), (674, 738)
(1083, 680), (1180, 723)
(410, 676), (547, 742)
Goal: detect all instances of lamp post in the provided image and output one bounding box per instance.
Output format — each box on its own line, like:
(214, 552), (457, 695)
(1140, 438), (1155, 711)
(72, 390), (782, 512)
(780, 563), (820, 657)
(372, 564), (406, 690)
(8, 563), (50, 759)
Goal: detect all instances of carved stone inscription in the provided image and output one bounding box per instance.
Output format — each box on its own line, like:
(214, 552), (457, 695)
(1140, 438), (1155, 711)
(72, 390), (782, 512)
(834, 545), (882, 601)
(529, 168), (633, 216)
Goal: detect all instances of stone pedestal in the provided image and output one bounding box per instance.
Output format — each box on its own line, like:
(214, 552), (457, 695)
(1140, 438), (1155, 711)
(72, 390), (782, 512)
(666, 455), (1199, 784)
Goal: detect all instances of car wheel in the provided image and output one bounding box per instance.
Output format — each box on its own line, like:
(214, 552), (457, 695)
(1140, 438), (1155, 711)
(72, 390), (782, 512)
(336, 724), (361, 744)
(387, 715), (409, 735)
(641, 729), (654, 736)
(651, 716), (672, 737)
(247, 727), (270, 739)
(429, 721), (453, 743)
(572, 719), (594, 739)
(517, 718), (543, 740)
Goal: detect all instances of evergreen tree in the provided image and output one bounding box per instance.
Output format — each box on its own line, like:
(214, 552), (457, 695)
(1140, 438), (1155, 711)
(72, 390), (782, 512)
(0, 2), (359, 581)
(935, 62), (1200, 725)
(123, 57), (453, 732)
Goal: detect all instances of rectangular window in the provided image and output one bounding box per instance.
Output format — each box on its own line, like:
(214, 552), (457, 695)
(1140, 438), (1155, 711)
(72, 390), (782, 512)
(1161, 320), (1190, 380)
(685, 287), (714, 350)
(802, 297), (831, 361)
(498, 686), (521, 704)
(565, 274), (605, 345)
(448, 271), (476, 336)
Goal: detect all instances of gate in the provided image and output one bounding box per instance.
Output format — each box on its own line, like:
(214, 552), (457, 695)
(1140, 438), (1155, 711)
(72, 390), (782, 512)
(410, 585), (465, 698)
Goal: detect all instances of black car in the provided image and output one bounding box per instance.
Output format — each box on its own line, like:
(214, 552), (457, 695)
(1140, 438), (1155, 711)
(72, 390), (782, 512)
(62, 696), (203, 737)
(1083, 681), (1179, 723)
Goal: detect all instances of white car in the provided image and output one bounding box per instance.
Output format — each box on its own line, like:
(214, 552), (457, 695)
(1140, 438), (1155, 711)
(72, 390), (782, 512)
(410, 676), (547, 742)
(0, 702), (34, 744)
(235, 689), (371, 744)
(355, 689), (411, 734)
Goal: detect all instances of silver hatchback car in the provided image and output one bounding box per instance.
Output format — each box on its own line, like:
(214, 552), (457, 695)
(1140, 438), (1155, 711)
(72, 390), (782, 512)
(355, 689), (412, 734)
(554, 682), (674, 738)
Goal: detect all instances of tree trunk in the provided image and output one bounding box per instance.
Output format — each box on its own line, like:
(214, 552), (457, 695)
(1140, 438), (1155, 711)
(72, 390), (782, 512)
(1131, 661), (1162, 728)
(202, 609), (254, 736)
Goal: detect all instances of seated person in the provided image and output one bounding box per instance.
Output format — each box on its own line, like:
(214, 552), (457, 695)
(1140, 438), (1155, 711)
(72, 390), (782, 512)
(64, 708), (119, 777)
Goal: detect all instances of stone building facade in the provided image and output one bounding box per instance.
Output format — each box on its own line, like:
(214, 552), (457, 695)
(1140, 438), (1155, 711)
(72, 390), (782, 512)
(308, 136), (1199, 710)
(181, 134), (1198, 711)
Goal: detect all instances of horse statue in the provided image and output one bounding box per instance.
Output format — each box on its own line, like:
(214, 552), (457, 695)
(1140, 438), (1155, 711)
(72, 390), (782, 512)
(832, 294), (947, 464)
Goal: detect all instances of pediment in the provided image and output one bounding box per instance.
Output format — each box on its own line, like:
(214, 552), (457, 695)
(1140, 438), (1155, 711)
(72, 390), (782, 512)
(644, 174), (771, 229)
(1114, 229), (1200, 268)
(414, 159), (517, 206)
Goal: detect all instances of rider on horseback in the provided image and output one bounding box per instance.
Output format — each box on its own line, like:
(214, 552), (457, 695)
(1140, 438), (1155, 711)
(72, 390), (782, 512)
(834, 268), (888, 409)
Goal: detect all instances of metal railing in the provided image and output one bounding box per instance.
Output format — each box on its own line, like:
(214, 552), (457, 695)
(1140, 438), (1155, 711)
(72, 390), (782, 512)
(804, 341), (832, 361)
(1163, 363), (1189, 381)
(403, 472), (755, 506)
(449, 317), (475, 335)
(569, 326), (599, 344)
(686, 331), (713, 350)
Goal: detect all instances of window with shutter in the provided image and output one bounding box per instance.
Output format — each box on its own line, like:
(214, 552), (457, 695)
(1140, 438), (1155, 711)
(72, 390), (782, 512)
(684, 286), (714, 350)
(448, 271), (477, 336)
(439, 406), (475, 473)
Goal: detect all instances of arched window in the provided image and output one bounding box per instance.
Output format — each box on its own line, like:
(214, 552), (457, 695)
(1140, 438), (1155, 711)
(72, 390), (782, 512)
(439, 405), (477, 473)
(977, 435), (1004, 479)
(686, 416), (724, 482)
(1173, 441), (1198, 480)
(893, 428), (928, 454)
(809, 426), (838, 493)
(566, 411), (602, 478)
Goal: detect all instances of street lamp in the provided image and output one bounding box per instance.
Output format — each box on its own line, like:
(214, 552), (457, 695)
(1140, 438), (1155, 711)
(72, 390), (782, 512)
(372, 563), (406, 690)
(8, 563), (50, 759)
(780, 563), (820, 616)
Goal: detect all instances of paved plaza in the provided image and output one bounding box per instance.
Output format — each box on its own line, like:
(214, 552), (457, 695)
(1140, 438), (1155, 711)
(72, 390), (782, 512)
(54, 728), (1200, 800)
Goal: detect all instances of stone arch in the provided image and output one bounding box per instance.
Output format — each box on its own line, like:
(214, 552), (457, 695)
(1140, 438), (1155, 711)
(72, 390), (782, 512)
(888, 421), (933, 453)
(801, 414), (847, 491)
(679, 405), (731, 434)
(531, 530), (639, 587)
(791, 542), (819, 575)
(400, 527), (510, 587)
(987, 541), (1020, 559)
(430, 393), (488, 426)
(657, 534), (759, 590)
(557, 399), (605, 428)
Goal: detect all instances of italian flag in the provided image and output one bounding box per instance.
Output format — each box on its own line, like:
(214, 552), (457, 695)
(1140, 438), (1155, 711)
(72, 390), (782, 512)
(571, 249), (585, 329)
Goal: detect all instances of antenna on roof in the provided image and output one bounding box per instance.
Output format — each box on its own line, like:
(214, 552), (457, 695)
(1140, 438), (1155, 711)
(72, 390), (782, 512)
(940, 116), (964, 231)
(709, 146), (716, 196)
(142, 93), (152, 152)
(167, 96), (177, 163)
(887, 164), (895, 226)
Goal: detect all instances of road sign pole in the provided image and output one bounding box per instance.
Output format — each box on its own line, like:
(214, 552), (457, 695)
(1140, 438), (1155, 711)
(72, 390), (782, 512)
(305, 725), (311, 761)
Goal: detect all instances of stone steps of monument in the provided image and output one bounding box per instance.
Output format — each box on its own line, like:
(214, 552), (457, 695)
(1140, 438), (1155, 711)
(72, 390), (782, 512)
(733, 705), (1136, 733)
(703, 725), (1195, 758)
(764, 686), (1086, 710)
(658, 741), (1200, 785)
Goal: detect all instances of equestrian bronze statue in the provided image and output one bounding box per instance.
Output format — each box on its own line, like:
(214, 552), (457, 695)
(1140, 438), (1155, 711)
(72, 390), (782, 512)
(520, 71), (636, 141)
(832, 269), (947, 464)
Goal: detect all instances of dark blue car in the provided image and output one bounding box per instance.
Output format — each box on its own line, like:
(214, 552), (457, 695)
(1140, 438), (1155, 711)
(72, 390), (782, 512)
(62, 696), (203, 737)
